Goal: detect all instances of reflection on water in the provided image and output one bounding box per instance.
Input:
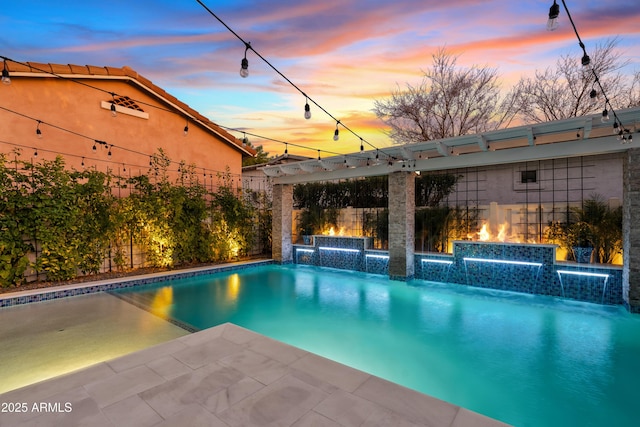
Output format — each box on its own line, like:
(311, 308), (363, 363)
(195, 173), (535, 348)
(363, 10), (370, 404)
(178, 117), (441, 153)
(118, 264), (640, 427)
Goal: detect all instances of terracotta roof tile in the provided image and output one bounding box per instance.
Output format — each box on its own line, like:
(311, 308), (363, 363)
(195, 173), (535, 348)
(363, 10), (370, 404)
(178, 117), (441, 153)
(104, 66), (127, 76)
(5, 60), (31, 72)
(26, 62), (52, 74)
(68, 64), (90, 74)
(49, 63), (73, 75)
(121, 66), (139, 79)
(86, 65), (108, 75)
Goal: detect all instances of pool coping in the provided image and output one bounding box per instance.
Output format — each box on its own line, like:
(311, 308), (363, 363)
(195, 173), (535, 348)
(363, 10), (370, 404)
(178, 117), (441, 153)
(0, 259), (274, 308)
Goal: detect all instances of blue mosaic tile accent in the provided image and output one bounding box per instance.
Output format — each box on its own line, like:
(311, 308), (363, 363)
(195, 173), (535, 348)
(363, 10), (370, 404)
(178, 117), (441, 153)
(364, 251), (389, 275)
(417, 256), (455, 283)
(0, 260), (275, 309)
(293, 236), (372, 272)
(294, 237), (623, 306)
(415, 242), (623, 306)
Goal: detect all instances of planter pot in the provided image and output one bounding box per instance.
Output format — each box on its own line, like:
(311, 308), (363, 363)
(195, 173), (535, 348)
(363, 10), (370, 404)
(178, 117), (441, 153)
(572, 246), (593, 263)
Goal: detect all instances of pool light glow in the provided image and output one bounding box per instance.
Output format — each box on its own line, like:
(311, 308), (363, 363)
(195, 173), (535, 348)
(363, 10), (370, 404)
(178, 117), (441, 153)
(296, 248), (315, 254)
(366, 254), (389, 259)
(318, 247), (360, 253)
(463, 257), (543, 267)
(556, 270), (610, 278)
(422, 259), (454, 265)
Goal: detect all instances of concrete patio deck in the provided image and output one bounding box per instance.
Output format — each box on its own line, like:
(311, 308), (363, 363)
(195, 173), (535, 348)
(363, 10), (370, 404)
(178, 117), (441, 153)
(0, 323), (510, 427)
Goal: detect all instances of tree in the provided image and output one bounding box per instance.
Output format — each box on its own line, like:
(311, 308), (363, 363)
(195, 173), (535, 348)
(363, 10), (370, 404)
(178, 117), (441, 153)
(242, 144), (272, 166)
(513, 38), (632, 123)
(373, 48), (520, 144)
(627, 70), (640, 108)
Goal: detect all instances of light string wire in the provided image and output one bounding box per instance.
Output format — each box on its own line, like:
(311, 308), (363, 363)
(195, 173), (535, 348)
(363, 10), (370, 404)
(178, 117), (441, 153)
(0, 55), (378, 163)
(556, 0), (632, 137)
(0, 104), (267, 183)
(194, 0), (397, 161)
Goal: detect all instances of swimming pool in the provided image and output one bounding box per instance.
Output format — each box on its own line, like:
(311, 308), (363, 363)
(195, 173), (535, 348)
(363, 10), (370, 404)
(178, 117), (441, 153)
(113, 264), (640, 427)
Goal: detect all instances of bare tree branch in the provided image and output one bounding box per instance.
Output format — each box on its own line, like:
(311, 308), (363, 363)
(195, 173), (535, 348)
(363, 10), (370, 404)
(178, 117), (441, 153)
(513, 38), (630, 123)
(373, 48), (520, 144)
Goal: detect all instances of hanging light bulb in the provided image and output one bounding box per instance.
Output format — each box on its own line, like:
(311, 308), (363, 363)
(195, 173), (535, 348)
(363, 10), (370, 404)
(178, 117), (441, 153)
(81, 157), (85, 168)
(36, 121), (42, 139)
(547, 1), (560, 31)
(581, 52), (591, 70)
(240, 42), (251, 78)
(33, 148), (38, 157)
(360, 139), (364, 152)
(92, 143), (97, 151)
(183, 118), (189, 136)
(284, 143), (288, 158)
(333, 123), (340, 141)
(304, 98), (311, 119)
(242, 133), (249, 146)
(613, 121), (619, 134)
(110, 93), (117, 117)
(107, 146), (112, 158)
(1, 60), (10, 85)
(589, 88), (597, 99)
(122, 163), (126, 172)
(601, 108), (609, 122)
(317, 150), (321, 161)
(149, 156), (153, 166)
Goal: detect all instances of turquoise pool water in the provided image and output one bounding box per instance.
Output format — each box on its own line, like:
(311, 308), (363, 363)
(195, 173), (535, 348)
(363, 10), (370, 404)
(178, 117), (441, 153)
(114, 264), (640, 427)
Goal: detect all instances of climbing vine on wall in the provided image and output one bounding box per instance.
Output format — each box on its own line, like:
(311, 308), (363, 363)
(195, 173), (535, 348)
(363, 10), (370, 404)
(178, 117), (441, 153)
(0, 149), (260, 287)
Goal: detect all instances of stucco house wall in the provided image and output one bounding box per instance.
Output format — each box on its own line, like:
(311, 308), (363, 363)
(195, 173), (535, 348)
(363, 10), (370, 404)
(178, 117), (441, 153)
(1, 60), (254, 182)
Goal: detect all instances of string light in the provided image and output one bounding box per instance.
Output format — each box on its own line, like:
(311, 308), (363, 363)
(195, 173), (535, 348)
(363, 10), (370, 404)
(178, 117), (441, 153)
(284, 143), (288, 158)
(110, 93), (117, 117)
(546, 1), (560, 31)
(304, 97), (311, 120)
(1, 60), (10, 85)
(194, 0), (387, 156)
(1, 55), (388, 164)
(36, 121), (42, 139)
(333, 122), (340, 141)
(240, 42), (250, 78)
(183, 117), (189, 136)
(81, 157), (85, 168)
(0, 54), (397, 171)
(545, 0), (633, 143)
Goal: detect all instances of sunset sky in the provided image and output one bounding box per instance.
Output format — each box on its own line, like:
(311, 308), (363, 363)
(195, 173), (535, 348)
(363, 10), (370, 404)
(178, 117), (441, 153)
(2, 0), (639, 159)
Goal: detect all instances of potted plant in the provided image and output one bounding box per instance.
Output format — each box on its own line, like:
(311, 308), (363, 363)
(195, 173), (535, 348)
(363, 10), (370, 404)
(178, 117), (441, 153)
(567, 221), (594, 263)
(546, 195), (622, 264)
